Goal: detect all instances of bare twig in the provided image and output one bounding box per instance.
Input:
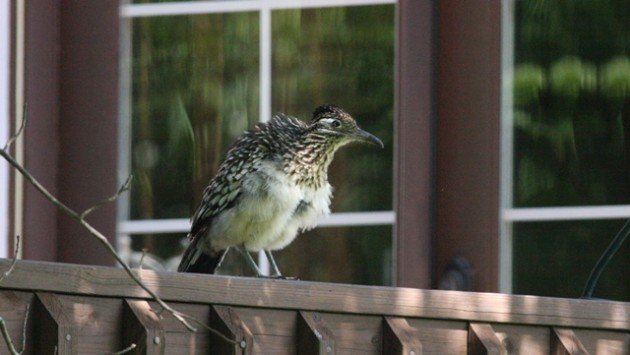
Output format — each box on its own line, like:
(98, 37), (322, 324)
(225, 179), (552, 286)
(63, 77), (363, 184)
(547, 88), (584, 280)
(80, 174), (133, 219)
(2, 104), (27, 152)
(112, 343), (136, 355)
(0, 303), (29, 355)
(0, 107), (239, 346)
(138, 248), (148, 272)
(0, 236), (20, 283)
(19, 304), (28, 353)
(0, 318), (19, 355)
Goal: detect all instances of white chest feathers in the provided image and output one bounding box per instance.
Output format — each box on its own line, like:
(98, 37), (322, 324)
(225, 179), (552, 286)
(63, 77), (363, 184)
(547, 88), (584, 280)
(207, 161), (332, 252)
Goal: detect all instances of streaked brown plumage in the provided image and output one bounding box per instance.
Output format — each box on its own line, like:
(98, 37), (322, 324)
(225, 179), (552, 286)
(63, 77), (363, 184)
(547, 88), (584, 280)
(178, 105), (383, 276)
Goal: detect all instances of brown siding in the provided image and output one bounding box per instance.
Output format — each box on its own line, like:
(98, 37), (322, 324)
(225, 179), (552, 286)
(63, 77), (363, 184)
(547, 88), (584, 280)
(436, 0), (502, 292)
(23, 0), (61, 261)
(56, 1), (119, 265)
(394, 0), (437, 289)
(18, 2), (119, 265)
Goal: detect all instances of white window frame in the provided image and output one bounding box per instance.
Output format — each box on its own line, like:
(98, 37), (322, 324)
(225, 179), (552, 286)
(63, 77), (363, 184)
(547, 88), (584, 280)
(499, 0), (630, 293)
(118, 0), (396, 275)
(0, 0), (11, 259)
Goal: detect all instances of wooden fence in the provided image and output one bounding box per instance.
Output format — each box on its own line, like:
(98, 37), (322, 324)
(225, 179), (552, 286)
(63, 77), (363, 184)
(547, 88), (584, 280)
(0, 259), (627, 354)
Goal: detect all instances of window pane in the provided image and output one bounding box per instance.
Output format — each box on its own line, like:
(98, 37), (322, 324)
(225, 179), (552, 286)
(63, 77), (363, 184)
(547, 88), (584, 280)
(512, 1), (629, 207)
(272, 5), (395, 212)
(213, 226), (392, 285)
(276, 226), (392, 286)
(513, 220), (629, 302)
(123, 233), (186, 271)
(130, 13), (259, 220)
(125, 226), (392, 286)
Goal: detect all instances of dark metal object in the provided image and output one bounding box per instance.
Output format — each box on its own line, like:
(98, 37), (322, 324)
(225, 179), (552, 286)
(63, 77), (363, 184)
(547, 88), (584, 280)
(581, 218), (630, 299)
(438, 256), (474, 291)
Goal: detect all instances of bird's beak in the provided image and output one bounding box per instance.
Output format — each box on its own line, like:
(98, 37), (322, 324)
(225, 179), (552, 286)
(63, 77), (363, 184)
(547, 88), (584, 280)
(351, 127), (384, 148)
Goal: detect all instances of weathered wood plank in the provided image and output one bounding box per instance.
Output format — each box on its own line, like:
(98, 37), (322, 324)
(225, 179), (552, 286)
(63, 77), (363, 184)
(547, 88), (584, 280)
(492, 324), (549, 354)
(231, 306), (297, 354)
(209, 305), (253, 354)
(315, 313), (382, 354)
(0, 291), (34, 355)
(407, 319), (468, 354)
(0, 259), (628, 331)
(34, 293), (77, 355)
(123, 299), (165, 354)
(551, 328), (589, 355)
(573, 329), (629, 355)
(382, 317), (422, 354)
(142, 302), (214, 354)
(42, 293), (125, 354)
(297, 311), (335, 355)
(468, 323), (506, 355)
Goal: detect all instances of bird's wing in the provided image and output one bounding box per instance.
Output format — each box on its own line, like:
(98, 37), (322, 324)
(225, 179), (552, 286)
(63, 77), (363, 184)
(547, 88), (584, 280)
(188, 132), (265, 240)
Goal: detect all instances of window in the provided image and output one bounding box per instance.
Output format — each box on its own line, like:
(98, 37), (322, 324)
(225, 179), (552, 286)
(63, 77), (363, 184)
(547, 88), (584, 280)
(501, 0), (629, 300)
(118, 0), (396, 285)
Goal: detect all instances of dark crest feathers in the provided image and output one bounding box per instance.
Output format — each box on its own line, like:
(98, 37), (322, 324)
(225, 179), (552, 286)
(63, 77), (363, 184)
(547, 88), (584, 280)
(312, 104), (344, 122)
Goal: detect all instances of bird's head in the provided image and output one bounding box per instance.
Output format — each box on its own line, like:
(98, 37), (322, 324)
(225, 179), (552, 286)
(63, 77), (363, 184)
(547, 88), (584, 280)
(310, 104), (384, 149)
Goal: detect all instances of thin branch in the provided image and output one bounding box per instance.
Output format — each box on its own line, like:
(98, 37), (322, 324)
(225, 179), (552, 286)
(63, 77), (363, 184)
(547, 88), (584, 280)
(19, 304), (28, 354)
(80, 174), (133, 219)
(0, 235), (20, 283)
(138, 248), (148, 272)
(0, 109), (239, 346)
(0, 303), (29, 355)
(0, 318), (19, 355)
(0, 148), (199, 329)
(2, 104), (27, 152)
(181, 313), (245, 348)
(112, 343), (136, 355)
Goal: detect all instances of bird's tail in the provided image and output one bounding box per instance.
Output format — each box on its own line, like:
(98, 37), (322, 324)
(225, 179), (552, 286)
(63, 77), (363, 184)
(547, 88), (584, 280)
(177, 237), (226, 274)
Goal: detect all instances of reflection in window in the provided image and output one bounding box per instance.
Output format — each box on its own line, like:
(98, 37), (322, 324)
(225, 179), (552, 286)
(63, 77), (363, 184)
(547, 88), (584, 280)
(510, 0), (629, 301)
(513, 1), (629, 208)
(125, 4), (395, 285)
(272, 6), (394, 213)
(131, 13), (260, 220)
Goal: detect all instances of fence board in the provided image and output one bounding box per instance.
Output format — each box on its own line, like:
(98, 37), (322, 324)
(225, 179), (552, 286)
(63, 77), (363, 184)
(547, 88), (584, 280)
(209, 305), (253, 354)
(551, 328), (589, 355)
(297, 311), (335, 355)
(123, 299), (165, 354)
(0, 260), (627, 331)
(406, 319), (468, 354)
(0, 291), (33, 355)
(572, 329), (629, 355)
(315, 313), (382, 354)
(468, 323), (505, 355)
(382, 317), (422, 354)
(492, 324), (549, 354)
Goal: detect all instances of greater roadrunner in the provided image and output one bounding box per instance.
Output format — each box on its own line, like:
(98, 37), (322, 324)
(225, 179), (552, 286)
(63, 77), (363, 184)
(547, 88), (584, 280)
(178, 105), (383, 276)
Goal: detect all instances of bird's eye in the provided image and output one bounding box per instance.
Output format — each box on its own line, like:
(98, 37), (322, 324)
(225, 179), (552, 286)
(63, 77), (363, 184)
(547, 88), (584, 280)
(331, 120), (341, 128)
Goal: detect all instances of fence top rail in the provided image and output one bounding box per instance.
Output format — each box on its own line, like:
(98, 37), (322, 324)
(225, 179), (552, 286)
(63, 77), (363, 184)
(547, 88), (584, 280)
(0, 259), (627, 331)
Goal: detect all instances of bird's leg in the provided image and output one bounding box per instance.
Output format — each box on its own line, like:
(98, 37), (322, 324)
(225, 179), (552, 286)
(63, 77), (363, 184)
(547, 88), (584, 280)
(236, 246), (265, 276)
(265, 250), (282, 277)
(215, 247), (229, 270)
